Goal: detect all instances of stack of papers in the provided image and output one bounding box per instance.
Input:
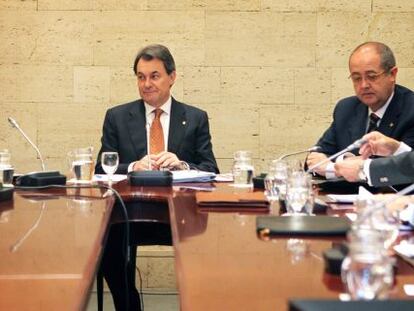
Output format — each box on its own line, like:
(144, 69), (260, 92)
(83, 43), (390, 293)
(172, 170), (216, 183)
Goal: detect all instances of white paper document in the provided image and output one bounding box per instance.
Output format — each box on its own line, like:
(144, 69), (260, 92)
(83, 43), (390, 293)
(394, 241), (414, 258)
(326, 194), (358, 204)
(172, 170), (216, 183)
(327, 186), (374, 204)
(93, 174), (127, 183)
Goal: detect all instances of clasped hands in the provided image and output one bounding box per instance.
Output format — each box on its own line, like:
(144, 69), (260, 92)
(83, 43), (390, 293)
(132, 151), (186, 171)
(306, 131), (401, 181)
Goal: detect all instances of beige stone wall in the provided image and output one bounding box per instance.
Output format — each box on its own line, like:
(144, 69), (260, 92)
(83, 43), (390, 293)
(1, 0), (414, 174)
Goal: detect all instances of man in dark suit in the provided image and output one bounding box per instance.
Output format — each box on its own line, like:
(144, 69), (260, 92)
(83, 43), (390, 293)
(95, 44), (218, 310)
(307, 42), (414, 178)
(95, 46), (218, 174)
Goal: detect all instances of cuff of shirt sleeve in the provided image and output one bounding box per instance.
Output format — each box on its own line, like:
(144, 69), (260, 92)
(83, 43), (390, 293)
(127, 162), (136, 173)
(363, 159), (373, 186)
(325, 162), (336, 179)
(394, 142), (412, 155)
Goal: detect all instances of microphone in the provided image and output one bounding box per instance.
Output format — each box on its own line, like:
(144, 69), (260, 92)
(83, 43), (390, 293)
(7, 117), (66, 186)
(307, 138), (367, 173)
(278, 146), (321, 160)
(8, 117), (45, 171)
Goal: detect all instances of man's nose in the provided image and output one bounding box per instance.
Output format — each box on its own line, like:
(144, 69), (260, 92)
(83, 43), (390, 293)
(144, 77), (152, 88)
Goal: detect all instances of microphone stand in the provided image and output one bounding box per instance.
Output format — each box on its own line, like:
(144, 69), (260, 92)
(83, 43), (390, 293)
(8, 117), (45, 171)
(278, 146), (320, 160)
(7, 117), (66, 186)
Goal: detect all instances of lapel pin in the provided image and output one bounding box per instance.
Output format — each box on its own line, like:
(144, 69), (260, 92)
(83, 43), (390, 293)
(182, 121), (186, 125)
(389, 122), (394, 128)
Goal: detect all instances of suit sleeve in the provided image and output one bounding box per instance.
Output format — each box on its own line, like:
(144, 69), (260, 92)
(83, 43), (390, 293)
(369, 151), (414, 186)
(188, 111), (219, 173)
(95, 109), (130, 174)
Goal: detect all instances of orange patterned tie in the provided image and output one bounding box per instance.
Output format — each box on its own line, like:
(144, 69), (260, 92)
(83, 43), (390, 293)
(150, 109), (165, 154)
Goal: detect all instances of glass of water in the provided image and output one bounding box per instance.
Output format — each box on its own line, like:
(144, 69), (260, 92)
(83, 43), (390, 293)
(232, 151), (254, 188)
(285, 171), (314, 215)
(341, 229), (394, 300)
(101, 152), (119, 187)
(0, 149), (14, 186)
(355, 199), (399, 250)
(68, 147), (94, 183)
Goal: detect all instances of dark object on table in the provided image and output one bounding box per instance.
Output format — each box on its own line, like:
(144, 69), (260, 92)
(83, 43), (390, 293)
(127, 171), (172, 186)
(253, 173), (267, 189)
(0, 187), (14, 202)
(257, 215), (350, 236)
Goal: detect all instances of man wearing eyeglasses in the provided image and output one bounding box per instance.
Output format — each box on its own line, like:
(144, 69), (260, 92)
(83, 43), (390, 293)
(306, 41), (414, 179)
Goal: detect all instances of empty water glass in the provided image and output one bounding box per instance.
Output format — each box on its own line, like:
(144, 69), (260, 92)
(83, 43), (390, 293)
(232, 151), (254, 188)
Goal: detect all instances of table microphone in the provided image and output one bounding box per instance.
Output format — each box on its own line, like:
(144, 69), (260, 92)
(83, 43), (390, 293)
(307, 138), (367, 173)
(7, 117), (66, 186)
(8, 117), (45, 171)
(278, 146), (321, 160)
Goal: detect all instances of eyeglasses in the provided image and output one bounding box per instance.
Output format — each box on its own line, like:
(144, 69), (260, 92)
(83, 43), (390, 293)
(348, 71), (388, 84)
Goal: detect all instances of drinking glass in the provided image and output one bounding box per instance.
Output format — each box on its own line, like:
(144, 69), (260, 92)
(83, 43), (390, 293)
(101, 152), (119, 187)
(285, 171), (314, 215)
(232, 151), (254, 188)
(0, 149), (14, 186)
(68, 147), (94, 183)
(355, 199), (399, 250)
(341, 228), (394, 300)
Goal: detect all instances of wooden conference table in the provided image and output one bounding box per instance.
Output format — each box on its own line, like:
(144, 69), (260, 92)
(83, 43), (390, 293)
(113, 181), (414, 311)
(1, 181), (414, 311)
(0, 187), (114, 311)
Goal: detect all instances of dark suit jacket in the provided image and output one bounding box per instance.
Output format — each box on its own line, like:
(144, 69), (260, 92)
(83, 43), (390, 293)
(370, 151), (414, 187)
(95, 98), (219, 174)
(316, 85), (414, 155)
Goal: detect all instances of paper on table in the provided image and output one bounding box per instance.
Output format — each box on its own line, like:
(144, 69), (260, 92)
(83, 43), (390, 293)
(394, 241), (414, 258)
(214, 173), (233, 182)
(326, 194), (358, 204)
(326, 186), (374, 204)
(93, 174), (127, 183)
(172, 170), (215, 183)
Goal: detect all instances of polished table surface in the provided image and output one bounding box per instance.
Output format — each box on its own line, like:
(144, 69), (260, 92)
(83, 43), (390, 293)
(113, 181), (414, 311)
(0, 188), (113, 311)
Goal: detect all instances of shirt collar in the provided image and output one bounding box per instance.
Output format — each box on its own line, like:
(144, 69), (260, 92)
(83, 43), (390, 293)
(369, 91), (394, 119)
(144, 97), (172, 117)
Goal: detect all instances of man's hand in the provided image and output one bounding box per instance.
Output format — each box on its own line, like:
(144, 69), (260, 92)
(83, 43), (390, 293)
(132, 155), (158, 171)
(334, 157), (364, 182)
(359, 131), (400, 159)
(306, 152), (331, 176)
(153, 151), (186, 170)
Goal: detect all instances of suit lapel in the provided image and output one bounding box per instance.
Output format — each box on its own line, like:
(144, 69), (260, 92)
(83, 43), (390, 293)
(127, 100), (147, 158)
(377, 90), (400, 136)
(348, 102), (368, 142)
(168, 98), (186, 154)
